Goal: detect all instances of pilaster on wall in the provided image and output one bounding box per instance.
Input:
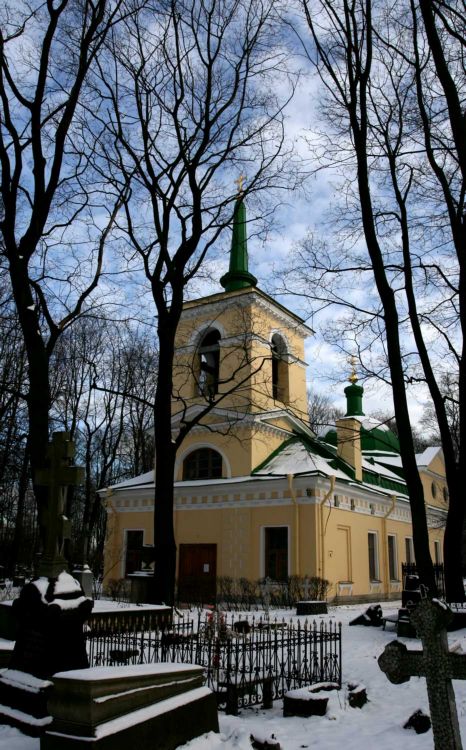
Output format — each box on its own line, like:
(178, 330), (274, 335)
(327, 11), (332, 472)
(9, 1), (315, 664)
(336, 417), (362, 481)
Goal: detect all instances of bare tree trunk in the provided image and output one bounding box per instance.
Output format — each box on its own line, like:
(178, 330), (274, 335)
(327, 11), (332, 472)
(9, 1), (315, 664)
(8, 444), (30, 576)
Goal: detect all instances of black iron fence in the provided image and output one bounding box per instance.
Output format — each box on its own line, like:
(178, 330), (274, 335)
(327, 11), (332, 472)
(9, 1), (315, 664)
(401, 563), (445, 599)
(85, 612), (342, 710)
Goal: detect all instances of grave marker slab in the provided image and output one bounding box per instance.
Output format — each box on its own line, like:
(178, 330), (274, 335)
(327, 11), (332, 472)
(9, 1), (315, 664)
(41, 663), (219, 749)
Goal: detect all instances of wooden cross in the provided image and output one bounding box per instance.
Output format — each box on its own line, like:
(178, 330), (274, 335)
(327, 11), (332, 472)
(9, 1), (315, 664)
(235, 174), (246, 195)
(35, 432), (85, 579)
(378, 598), (463, 749)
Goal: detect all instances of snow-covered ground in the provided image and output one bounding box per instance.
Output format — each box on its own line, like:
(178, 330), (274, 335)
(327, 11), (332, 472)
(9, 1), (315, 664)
(2, 601), (466, 749)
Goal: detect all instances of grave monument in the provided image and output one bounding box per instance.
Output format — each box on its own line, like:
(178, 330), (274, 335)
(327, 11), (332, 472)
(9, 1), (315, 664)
(379, 597), (464, 750)
(0, 432), (93, 734)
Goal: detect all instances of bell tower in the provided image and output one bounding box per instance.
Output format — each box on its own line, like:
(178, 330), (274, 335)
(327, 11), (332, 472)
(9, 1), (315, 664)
(172, 195), (313, 480)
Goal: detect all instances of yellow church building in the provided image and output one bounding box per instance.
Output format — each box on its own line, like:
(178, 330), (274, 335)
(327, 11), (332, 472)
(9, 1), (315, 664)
(102, 199), (447, 603)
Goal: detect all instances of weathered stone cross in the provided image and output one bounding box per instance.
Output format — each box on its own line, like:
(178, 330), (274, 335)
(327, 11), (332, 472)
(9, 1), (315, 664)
(35, 431), (85, 578)
(378, 598), (464, 749)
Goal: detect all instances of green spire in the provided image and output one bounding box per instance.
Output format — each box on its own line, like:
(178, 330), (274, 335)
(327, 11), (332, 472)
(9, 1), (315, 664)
(220, 198), (257, 292)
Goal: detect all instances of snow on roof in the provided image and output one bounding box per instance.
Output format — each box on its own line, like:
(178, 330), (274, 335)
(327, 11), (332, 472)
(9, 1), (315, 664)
(374, 455), (402, 468)
(416, 446), (442, 466)
(107, 470), (155, 491)
(372, 446), (442, 470)
(361, 457), (404, 481)
(253, 441), (349, 480)
(105, 471), (285, 494)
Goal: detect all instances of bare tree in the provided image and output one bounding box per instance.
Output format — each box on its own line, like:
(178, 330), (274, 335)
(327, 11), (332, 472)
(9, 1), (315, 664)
(307, 389), (344, 434)
(297, 0), (465, 598)
(93, 0), (301, 603)
(51, 318), (157, 572)
(0, 0), (132, 571)
(0, 277), (31, 574)
(420, 373), (460, 461)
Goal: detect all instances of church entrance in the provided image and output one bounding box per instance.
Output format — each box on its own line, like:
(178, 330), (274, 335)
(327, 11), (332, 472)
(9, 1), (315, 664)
(124, 530), (144, 576)
(178, 544), (217, 603)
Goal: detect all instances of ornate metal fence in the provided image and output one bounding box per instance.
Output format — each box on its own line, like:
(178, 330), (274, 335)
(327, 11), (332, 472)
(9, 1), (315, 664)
(85, 612), (342, 710)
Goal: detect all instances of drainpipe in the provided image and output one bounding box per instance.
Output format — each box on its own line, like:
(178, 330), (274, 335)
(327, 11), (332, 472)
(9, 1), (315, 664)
(288, 474), (300, 576)
(382, 495), (397, 597)
(320, 476), (336, 581)
(102, 490), (122, 579)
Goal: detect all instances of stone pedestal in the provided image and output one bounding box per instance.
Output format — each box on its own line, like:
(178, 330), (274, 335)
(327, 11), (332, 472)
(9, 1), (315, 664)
(283, 682), (339, 717)
(128, 571), (154, 603)
(0, 640), (13, 668)
(9, 574), (93, 678)
(0, 601), (16, 640)
(72, 566), (94, 599)
(0, 669), (53, 736)
(397, 608), (417, 638)
(41, 663), (219, 749)
(0, 572), (93, 735)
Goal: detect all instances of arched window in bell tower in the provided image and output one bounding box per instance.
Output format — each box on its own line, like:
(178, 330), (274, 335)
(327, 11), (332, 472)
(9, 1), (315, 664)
(271, 333), (289, 404)
(197, 328), (221, 399)
(183, 447), (223, 480)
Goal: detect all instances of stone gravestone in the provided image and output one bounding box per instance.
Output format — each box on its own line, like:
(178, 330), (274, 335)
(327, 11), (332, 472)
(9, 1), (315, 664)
(378, 598), (464, 750)
(36, 431), (84, 579)
(0, 432), (93, 734)
(261, 576), (272, 617)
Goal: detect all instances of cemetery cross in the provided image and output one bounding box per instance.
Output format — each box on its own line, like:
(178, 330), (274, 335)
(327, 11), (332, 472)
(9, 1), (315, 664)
(378, 597), (464, 750)
(35, 431), (85, 578)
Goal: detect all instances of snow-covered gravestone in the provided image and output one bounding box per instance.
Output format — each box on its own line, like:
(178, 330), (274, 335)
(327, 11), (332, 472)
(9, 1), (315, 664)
(0, 433), (92, 734)
(378, 598), (464, 750)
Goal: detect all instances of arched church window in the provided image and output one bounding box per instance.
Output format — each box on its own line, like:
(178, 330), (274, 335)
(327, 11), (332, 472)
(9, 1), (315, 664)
(271, 333), (289, 403)
(182, 448), (223, 480)
(198, 329), (221, 399)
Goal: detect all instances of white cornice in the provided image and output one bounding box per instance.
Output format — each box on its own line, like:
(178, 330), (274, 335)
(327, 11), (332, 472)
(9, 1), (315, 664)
(180, 289), (313, 339)
(171, 404), (313, 439)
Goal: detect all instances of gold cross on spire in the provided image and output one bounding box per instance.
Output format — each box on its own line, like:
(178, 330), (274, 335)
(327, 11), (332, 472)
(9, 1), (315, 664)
(348, 354), (359, 384)
(235, 174), (246, 196)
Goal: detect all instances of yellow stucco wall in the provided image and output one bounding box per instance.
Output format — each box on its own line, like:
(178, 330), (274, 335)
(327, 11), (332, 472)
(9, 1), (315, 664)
(419, 452), (449, 509)
(173, 288), (310, 421)
(103, 484), (445, 602)
(103, 283), (447, 603)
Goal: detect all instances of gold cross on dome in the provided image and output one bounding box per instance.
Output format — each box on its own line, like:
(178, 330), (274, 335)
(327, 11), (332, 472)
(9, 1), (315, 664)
(348, 355), (359, 384)
(235, 174), (246, 195)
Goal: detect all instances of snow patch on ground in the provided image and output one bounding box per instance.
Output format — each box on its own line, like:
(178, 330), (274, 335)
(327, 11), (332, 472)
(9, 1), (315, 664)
(3, 601), (466, 749)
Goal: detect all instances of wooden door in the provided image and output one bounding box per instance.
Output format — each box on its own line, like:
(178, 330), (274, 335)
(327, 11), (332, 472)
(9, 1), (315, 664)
(178, 544), (217, 604)
(335, 526), (352, 582)
(125, 530), (144, 576)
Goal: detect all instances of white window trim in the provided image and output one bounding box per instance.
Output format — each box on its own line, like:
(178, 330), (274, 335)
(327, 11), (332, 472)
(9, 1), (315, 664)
(176, 442), (232, 479)
(260, 525), (290, 580)
(405, 536), (415, 564)
(188, 322), (227, 348)
(387, 534), (398, 581)
(368, 531), (380, 582)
